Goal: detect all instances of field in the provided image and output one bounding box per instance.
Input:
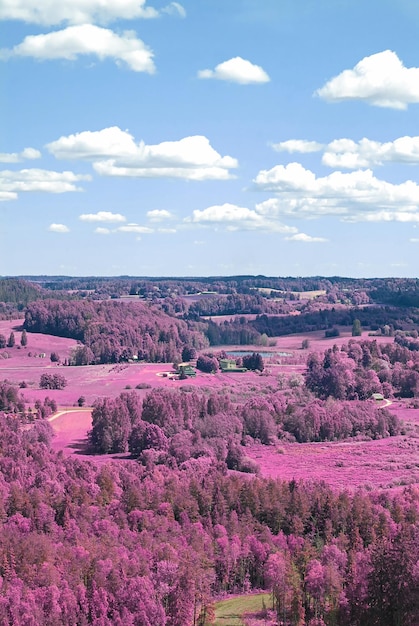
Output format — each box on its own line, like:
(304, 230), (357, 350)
(214, 593), (272, 626)
(2, 318), (419, 492)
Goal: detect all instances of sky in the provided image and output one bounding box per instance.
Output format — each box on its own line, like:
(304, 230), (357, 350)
(2, 0), (419, 278)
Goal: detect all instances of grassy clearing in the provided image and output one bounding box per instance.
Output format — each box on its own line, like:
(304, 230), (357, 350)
(214, 593), (271, 626)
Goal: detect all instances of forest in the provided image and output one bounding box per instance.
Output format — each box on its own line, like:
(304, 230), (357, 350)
(0, 276), (418, 625)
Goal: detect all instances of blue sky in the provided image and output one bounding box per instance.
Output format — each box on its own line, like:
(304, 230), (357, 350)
(2, 0), (419, 277)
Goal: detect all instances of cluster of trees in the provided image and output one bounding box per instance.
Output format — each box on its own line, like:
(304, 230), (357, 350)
(39, 373), (67, 390)
(88, 386), (401, 468)
(0, 410), (417, 625)
(306, 338), (419, 400)
(24, 300), (208, 364)
(0, 278), (44, 306)
(187, 293), (290, 317)
(0, 331), (27, 349)
(0, 382), (25, 413)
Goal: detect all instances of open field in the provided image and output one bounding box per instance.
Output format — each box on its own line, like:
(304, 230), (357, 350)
(214, 593), (272, 626)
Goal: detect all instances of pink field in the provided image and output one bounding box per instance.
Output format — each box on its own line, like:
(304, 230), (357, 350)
(4, 320), (418, 491)
(0, 321), (286, 407)
(247, 400), (419, 491)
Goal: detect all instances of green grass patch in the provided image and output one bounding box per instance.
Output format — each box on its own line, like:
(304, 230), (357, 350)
(214, 593), (271, 626)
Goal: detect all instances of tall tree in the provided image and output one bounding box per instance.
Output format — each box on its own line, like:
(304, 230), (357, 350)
(20, 329), (27, 347)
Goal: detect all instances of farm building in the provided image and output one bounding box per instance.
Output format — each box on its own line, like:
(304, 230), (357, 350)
(176, 362), (196, 377)
(219, 358), (247, 373)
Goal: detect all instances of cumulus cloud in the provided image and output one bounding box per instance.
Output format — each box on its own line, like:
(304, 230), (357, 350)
(0, 192), (18, 201)
(0, 0), (160, 26)
(0, 168), (90, 198)
(198, 56), (270, 84)
(185, 202), (297, 234)
(79, 211), (126, 222)
(2, 24), (155, 73)
(47, 127), (238, 180)
(254, 162), (419, 222)
(316, 50), (419, 110)
(273, 134), (419, 169)
(0, 147), (41, 163)
(322, 136), (419, 168)
(146, 209), (173, 221)
(285, 233), (328, 242)
(117, 224), (153, 234)
(272, 140), (323, 154)
(48, 223), (69, 233)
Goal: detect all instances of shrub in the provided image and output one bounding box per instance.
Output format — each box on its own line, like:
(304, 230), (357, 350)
(39, 373), (67, 390)
(196, 354), (218, 373)
(325, 327), (340, 338)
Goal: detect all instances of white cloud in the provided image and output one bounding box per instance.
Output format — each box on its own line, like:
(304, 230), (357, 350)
(254, 162), (419, 222)
(0, 168), (90, 197)
(286, 233), (328, 242)
(323, 136), (419, 169)
(79, 211), (126, 222)
(198, 56), (270, 84)
(0, 192), (17, 201)
(0, 147), (41, 163)
(157, 227), (177, 233)
(272, 140), (323, 154)
(185, 202), (297, 233)
(162, 2), (186, 18)
(0, 0), (160, 26)
(94, 227), (111, 235)
(2, 25), (155, 73)
(316, 50), (419, 110)
(147, 209), (173, 221)
(48, 223), (69, 233)
(273, 134), (419, 169)
(47, 127), (238, 180)
(117, 224), (153, 234)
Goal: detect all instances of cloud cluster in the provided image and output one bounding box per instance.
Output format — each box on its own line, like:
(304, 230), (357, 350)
(198, 57), (270, 84)
(0, 0), (183, 26)
(47, 127), (238, 180)
(2, 25), (155, 73)
(254, 162), (419, 222)
(272, 135), (419, 169)
(0, 0), (184, 73)
(184, 202), (297, 234)
(322, 136), (419, 169)
(272, 140), (323, 154)
(79, 211), (126, 223)
(0, 147), (41, 163)
(316, 50), (419, 110)
(0, 168), (90, 200)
